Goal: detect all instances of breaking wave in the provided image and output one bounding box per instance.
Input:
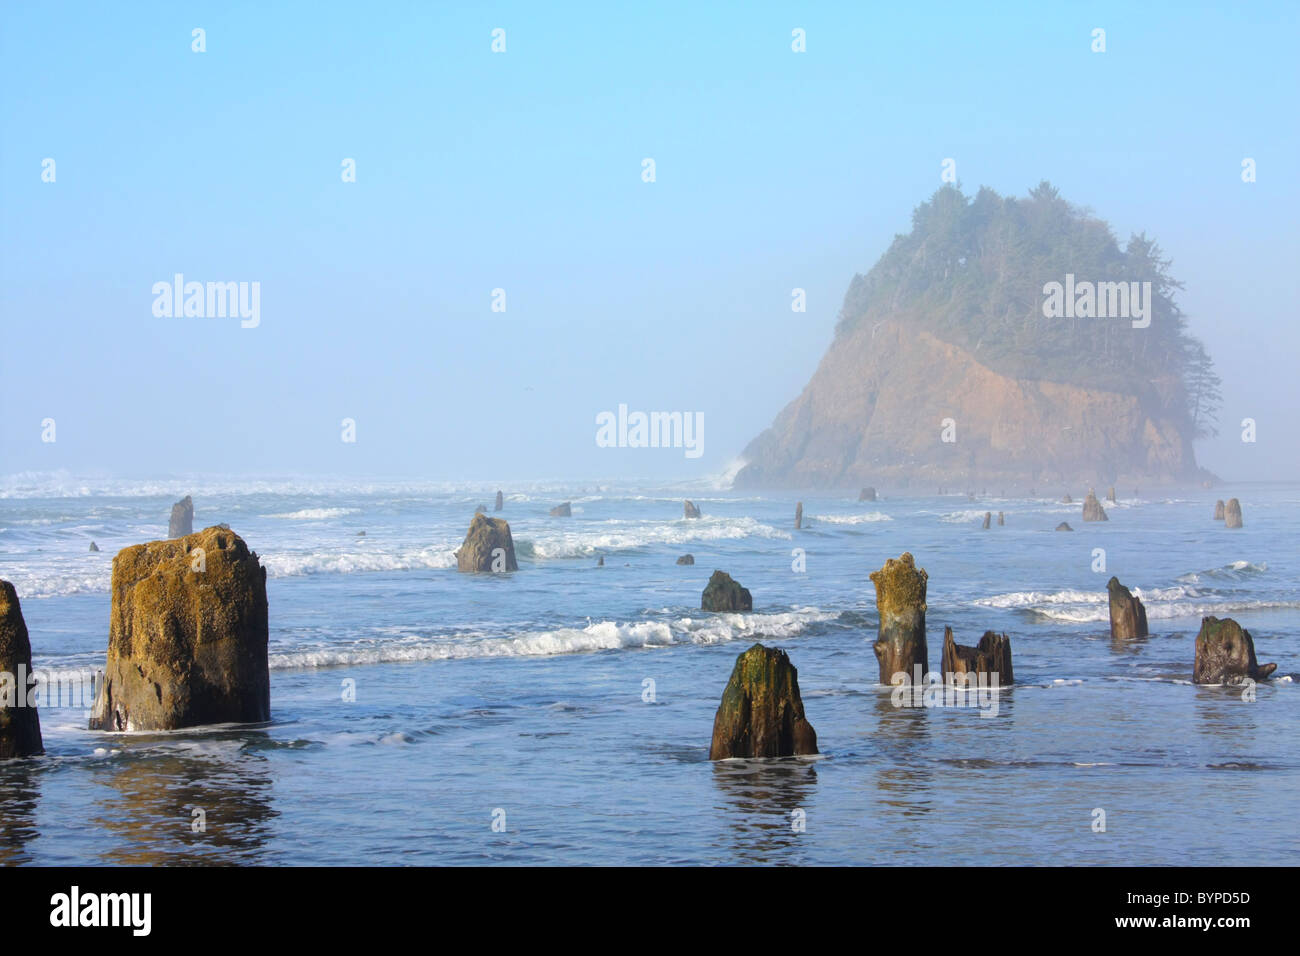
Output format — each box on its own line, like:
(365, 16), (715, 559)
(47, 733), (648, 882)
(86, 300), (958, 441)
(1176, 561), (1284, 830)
(268, 607), (837, 668)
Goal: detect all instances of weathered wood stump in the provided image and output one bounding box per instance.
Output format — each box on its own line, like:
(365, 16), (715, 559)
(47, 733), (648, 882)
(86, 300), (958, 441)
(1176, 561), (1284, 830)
(794, 502), (803, 530)
(1082, 490), (1108, 522)
(0, 581), (44, 758)
(1192, 616), (1276, 684)
(168, 495), (193, 538)
(1224, 498), (1242, 528)
(549, 502), (571, 517)
(1107, 486), (1116, 503)
(88, 527), (270, 731)
(494, 490), (504, 511)
(702, 570), (752, 611)
(1213, 499), (1225, 520)
(683, 499), (702, 519)
(997, 511), (1005, 526)
(709, 643), (817, 759)
(940, 627), (1013, 685)
(1107, 576), (1148, 640)
(981, 511), (991, 529)
(859, 487), (877, 502)
(869, 552), (928, 684)
(456, 514), (518, 572)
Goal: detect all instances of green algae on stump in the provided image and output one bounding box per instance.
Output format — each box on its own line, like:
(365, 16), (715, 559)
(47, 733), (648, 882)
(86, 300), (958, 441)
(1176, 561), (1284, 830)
(89, 526), (270, 732)
(702, 570), (751, 612)
(869, 552), (929, 684)
(455, 513), (518, 572)
(0, 581), (44, 758)
(709, 643), (817, 759)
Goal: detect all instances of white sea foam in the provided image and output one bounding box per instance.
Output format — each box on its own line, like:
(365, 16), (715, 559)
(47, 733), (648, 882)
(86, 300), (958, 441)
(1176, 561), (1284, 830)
(1176, 561), (1268, 584)
(519, 515), (788, 559)
(263, 507), (361, 520)
(812, 512), (893, 525)
(268, 607), (836, 669)
(1031, 599), (1300, 624)
(262, 547), (458, 577)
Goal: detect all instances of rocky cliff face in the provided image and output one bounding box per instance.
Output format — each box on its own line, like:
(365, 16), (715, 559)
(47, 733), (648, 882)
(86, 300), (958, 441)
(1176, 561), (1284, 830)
(734, 320), (1196, 489)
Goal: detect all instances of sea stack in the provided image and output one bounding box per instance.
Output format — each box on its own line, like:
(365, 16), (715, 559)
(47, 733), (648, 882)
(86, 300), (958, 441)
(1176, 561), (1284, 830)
(456, 513), (519, 572)
(1082, 491), (1108, 522)
(494, 490), (504, 512)
(0, 581), (44, 758)
(676, 554), (695, 566)
(702, 570), (752, 612)
(1106, 576), (1149, 640)
(168, 495), (194, 538)
(1214, 500), (1225, 520)
(88, 527), (270, 732)
(794, 502), (803, 530)
(869, 552), (929, 684)
(708, 644), (817, 759)
(550, 502), (572, 517)
(940, 627), (1013, 685)
(1224, 498), (1243, 529)
(1192, 617), (1276, 685)
(859, 487), (877, 502)
(683, 500), (701, 519)
(981, 511), (991, 529)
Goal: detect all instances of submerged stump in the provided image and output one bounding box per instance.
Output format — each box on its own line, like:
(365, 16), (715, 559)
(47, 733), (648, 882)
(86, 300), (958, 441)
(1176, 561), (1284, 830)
(1107, 576), (1148, 640)
(981, 511), (991, 529)
(940, 627), (1013, 685)
(683, 500), (701, 519)
(494, 490), (504, 512)
(794, 502), (803, 530)
(709, 643), (817, 759)
(1192, 616), (1276, 684)
(1213, 499), (1225, 520)
(549, 502), (571, 517)
(859, 487), (877, 502)
(869, 552), (929, 684)
(1224, 498), (1242, 529)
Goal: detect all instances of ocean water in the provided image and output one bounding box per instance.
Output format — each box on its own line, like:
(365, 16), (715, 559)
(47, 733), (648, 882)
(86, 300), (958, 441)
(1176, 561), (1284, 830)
(1, 475), (1297, 866)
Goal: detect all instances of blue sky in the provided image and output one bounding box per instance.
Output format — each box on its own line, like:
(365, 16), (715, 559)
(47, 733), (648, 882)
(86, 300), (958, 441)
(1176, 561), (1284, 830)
(2, 1), (1297, 482)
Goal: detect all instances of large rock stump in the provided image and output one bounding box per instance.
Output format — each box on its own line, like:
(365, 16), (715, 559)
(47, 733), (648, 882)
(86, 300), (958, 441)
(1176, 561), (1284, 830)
(709, 643), (817, 759)
(456, 514), (518, 572)
(1192, 617), (1276, 684)
(88, 527), (270, 731)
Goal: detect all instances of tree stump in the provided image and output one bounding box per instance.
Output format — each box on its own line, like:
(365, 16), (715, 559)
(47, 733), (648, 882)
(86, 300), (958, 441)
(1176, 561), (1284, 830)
(869, 552), (929, 684)
(1106, 576), (1148, 640)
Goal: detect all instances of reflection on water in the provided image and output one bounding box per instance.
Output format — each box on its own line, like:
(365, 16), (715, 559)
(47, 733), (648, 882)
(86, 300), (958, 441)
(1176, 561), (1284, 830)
(0, 760), (42, 866)
(711, 758), (818, 864)
(88, 731), (279, 866)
